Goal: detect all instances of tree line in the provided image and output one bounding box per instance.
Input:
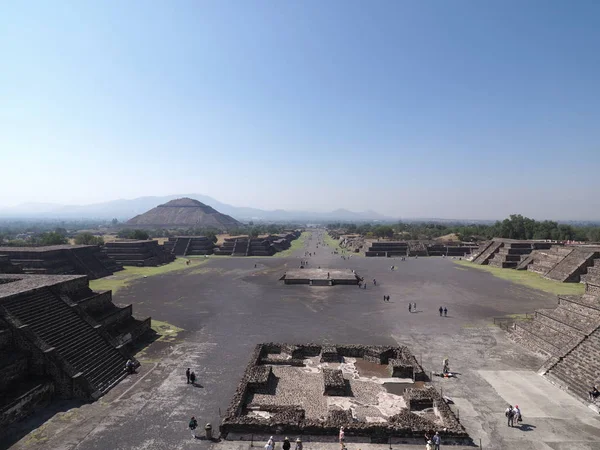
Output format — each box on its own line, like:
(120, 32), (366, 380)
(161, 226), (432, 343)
(327, 215), (600, 242)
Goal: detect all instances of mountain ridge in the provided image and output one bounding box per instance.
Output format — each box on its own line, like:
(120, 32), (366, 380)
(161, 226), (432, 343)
(0, 194), (392, 222)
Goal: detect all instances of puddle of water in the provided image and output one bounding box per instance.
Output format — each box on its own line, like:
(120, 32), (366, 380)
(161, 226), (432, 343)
(354, 359), (389, 378)
(382, 381), (425, 396)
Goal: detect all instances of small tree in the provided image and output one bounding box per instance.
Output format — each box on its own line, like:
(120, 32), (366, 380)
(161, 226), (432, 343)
(74, 232), (105, 245)
(38, 232), (68, 246)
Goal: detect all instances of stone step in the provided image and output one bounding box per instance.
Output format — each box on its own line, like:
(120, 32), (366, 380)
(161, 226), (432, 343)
(560, 294), (600, 311)
(558, 299), (600, 319)
(536, 307), (593, 334)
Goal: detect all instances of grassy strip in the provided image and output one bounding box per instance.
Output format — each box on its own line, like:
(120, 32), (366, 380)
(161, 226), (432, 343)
(273, 231), (311, 257)
(454, 260), (585, 296)
(89, 258), (208, 294)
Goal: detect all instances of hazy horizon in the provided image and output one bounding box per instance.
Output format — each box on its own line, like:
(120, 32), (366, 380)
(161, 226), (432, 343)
(2, 2), (599, 220)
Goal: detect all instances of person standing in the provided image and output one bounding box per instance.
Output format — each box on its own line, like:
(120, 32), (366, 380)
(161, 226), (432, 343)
(190, 371), (196, 386)
(189, 416), (198, 438)
(439, 306), (443, 316)
(339, 426), (345, 448)
(295, 438), (303, 450)
(505, 405), (514, 427)
(409, 303), (412, 313)
(444, 307), (448, 317)
(283, 437), (291, 450)
(266, 436), (274, 450)
(186, 368), (191, 384)
(432, 432), (441, 450)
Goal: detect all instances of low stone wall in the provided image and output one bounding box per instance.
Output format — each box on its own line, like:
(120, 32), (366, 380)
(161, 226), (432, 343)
(0, 382), (54, 429)
(322, 369), (345, 396)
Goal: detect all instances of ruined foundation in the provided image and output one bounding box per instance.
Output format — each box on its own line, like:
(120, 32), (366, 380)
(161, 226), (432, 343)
(220, 343), (469, 444)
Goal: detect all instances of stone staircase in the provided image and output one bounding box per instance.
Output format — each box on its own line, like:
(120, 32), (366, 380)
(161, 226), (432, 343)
(0, 288), (129, 396)
(526, 247), (573, 275)
(172, 238), (191, 256)
(545, 250), (599, 282)
(580, 257), (600, 285)
(487, 243), (535, 268)
(545, 326), (600, 405)
(472, 241), (502, 265)
(508, 280), (600, 405)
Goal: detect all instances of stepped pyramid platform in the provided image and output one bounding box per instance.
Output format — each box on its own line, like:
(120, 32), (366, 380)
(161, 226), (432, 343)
(214, 232), (300, 257)
(0, 255), (22, 274)
(507, 279), (600, 406)
(0, 274), (149, 427)
(126, 197), (241, 230)
(471, 239), (552, 267)
(103, 239), (175, 266)
(163, 236), (214, 256)
(366, 241), (408, 257)
(0, 245), (122, 280)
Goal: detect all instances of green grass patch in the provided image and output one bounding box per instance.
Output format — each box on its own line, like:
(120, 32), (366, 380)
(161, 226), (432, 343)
(89, 258), (208, 294)
(454, 260), (585, 296)
(273, 231), (311, 257)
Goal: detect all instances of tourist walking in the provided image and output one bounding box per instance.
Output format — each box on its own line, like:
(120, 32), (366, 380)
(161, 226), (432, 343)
(413, 302), (417, 312)
(283, 437), (291, 450)
(432, 431), (441, 450)
(186, 368), (191, 384)
(373, 278), (376, 285)
(295, 438), (302, 450)
(190, 371), (196, 386)
(339, 426), (345, 448)
(444, 307), (448, 317)
(409, 303), (412, 313)
(189, 416), (198, 438)
(439, 306), (443, 316)
(426, 439), (433, 450)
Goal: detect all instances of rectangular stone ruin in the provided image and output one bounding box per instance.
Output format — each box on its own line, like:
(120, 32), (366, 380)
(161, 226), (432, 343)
(281, 269), (359, 286)
(220, 343), (468, 443)
(323, 369), (346, 396)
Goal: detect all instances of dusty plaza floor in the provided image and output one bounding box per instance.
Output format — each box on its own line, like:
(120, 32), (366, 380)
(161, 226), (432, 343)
(5, 231), (600, 450)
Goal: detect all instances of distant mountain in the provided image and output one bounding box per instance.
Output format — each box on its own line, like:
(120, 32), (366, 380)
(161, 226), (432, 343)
(0, 194), (393, 222)
(126, 198), (241, 230)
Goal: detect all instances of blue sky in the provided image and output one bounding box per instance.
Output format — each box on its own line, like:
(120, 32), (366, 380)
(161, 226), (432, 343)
(1, 1), (599, 219)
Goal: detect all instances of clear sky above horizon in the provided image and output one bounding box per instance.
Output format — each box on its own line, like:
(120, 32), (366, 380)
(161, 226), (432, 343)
(1, 1), (599, 220)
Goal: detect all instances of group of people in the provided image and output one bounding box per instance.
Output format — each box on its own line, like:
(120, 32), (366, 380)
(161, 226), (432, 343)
(438, 306), (448, 317)
(383, 295), (391, 302)
(424, 431), (442, 449)
(265, 436), (302, 450)
(408, 302), (417, 312)
(505, 404), (523, 427)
